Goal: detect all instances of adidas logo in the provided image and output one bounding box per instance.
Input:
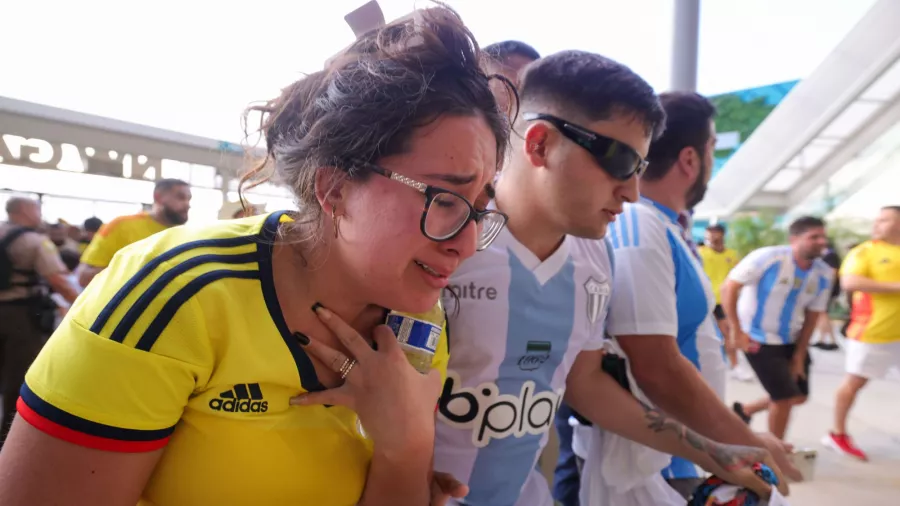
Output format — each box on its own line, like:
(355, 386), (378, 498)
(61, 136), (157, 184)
(209, 383), (269, 413)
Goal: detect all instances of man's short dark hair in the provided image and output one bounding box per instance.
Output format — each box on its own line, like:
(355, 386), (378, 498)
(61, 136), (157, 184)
(83, 217), (103, 232)
(789, 216), (825, 236)
(643, 92), (717, 181)
(706, 224), (726, 235)
(60, 249), (81, 272)
(483, 41), (540, 63)
(882, 205), (900, 214)
(154, 178), (189, 193)
(518, 50), (665, 138)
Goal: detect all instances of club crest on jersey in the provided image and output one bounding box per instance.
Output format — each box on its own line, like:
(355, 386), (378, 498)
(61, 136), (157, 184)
(584, 277), (610, 325)
(438, 371), (563, 448)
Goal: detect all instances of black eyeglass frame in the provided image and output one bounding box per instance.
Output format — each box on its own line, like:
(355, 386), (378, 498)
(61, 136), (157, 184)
(360, 162), (508, 251)
(522, 112), (649, 180)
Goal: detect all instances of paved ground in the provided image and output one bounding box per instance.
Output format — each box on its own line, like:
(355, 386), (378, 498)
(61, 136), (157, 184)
(727, 336), (900, 505)
(540, 329), (900, 505)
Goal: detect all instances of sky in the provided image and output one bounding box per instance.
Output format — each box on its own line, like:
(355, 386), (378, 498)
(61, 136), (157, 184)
(0, 0), (885, 223)
(0, 0), (878, 144)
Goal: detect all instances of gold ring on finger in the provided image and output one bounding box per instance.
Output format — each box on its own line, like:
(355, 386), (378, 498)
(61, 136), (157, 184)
(331, 354), (349, 372)
(339, 359), (357, 380)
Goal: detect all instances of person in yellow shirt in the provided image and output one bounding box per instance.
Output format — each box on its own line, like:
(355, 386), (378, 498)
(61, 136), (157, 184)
(77, 217), (103, 255)
(0, 7), (511, 506)
(77, 179), (192, 287)
(699, 224), (741, 366)
(824, 205), (900, 462)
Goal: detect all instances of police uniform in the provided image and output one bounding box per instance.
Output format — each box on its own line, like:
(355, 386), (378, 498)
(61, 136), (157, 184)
(0, 222), (66, 442)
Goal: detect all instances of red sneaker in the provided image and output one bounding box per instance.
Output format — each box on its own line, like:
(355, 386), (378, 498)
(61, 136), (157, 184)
(822, 432), (869, 461)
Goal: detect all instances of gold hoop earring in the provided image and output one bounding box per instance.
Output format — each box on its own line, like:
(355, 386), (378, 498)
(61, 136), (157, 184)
(332, 206), (340, 239)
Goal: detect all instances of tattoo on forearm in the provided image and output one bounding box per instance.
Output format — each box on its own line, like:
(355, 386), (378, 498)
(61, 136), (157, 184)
(640, 401), (766, 472)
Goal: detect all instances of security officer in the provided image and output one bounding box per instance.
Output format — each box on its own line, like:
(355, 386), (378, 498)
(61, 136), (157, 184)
(0, 197), (78, 445)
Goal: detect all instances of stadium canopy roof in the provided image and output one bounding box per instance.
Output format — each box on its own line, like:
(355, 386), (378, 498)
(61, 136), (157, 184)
(694, 0), (900, 221)
(0, 95), (256, 182)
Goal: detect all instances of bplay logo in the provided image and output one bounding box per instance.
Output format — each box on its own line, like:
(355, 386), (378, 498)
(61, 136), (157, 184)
(438, 371), (562, 448)
(209, 383), (269, 413)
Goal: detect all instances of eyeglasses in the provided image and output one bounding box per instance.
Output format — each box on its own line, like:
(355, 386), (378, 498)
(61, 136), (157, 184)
(362, 163), (508, 251)
(523, 113), (648, 180)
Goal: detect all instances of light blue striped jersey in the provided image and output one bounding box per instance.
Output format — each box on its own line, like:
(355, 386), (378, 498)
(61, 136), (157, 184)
(435, 226), (614, 506)
(606, 197), (726, 480)
(728, 245), (833, 345)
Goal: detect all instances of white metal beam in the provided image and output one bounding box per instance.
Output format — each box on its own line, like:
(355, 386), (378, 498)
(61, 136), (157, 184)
(694, 0), (900, 219)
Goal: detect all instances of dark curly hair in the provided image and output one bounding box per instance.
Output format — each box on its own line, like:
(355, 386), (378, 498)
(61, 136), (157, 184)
(240, 6), (513, 248)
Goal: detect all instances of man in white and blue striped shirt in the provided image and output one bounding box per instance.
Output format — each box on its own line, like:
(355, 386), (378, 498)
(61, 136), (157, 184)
(721, 217), (832, 439)
(433, 51), (788, 506)
(603, 92), (799, 500)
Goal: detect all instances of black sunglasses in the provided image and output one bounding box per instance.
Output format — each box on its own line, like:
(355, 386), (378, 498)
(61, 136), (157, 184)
(361, 163), (508, 251)
(523, 112), (648, 180)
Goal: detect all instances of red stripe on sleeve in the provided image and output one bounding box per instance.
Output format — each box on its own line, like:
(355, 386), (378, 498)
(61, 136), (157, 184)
(16, 397), (170, 453)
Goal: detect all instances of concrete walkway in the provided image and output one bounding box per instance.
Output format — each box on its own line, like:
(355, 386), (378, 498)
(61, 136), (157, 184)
(727, 341), (900, 505)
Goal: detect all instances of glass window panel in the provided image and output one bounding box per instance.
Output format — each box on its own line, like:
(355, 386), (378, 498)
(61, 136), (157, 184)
(190, 164), (217, 188)
(800, 145), (834, 169)
(819, 101), (882, 138)
(763, 168), (803, 192)
(860, 58), (900, 101)
(161, 159), (192, 181)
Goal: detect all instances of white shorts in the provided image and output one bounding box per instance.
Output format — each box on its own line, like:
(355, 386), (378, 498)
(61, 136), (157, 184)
(845, 339), (900, 379)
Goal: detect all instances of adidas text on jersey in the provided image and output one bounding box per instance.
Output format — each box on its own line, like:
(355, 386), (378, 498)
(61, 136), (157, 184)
(209, 383), (269, 413)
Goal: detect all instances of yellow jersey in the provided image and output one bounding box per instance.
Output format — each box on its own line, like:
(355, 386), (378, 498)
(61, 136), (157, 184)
(80, 212), (169, 268)
(698, 245), (740, 304)
(842, 240), (900, 344)
(19, 212), (450, 506)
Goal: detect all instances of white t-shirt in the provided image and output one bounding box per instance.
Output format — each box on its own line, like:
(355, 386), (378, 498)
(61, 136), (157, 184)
(435, 226), (614, 506)
(728, 245), (833, 345)
(606, 197), (726, 480)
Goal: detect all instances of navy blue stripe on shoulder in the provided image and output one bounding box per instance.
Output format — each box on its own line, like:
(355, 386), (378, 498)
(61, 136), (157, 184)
(91, 235), (260, 335)
(20, 382), (175, 442)
(134, 269), (261, 352)
(254, 211), (326, 393)
(108, 252), (259, 343)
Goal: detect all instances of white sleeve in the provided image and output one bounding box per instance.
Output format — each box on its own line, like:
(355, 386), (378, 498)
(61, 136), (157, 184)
(808, 270), (834, 312)
(581, 237), (615, 352)
(582, 319), (607, 351)
(606, 243), (677, 337)
(727, 248), (772, 285)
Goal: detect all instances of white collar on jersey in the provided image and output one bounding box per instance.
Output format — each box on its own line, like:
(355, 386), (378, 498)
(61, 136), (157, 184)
(488, 200), (572, 285)
(638, 196), (680, 224)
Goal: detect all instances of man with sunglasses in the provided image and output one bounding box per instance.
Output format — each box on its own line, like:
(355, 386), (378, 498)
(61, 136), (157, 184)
(483, 42), (587, 506)
(433, 52), (787, 506)
(600, 91), (799, 501)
